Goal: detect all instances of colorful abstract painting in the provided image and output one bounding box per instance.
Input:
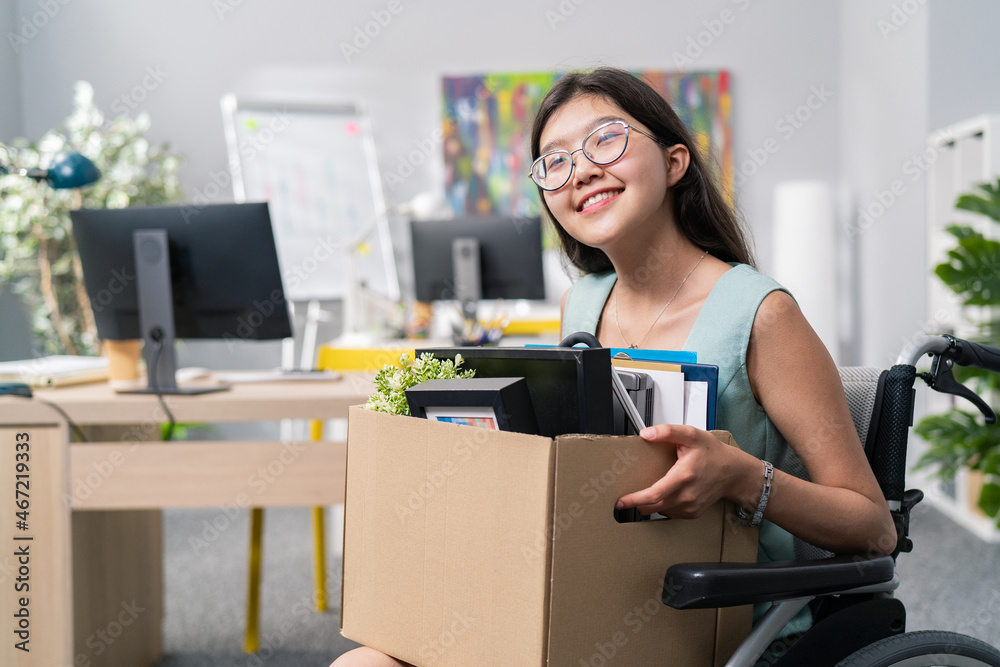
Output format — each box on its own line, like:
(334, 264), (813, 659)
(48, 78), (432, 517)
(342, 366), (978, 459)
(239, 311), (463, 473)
(442, 70), (732, 217)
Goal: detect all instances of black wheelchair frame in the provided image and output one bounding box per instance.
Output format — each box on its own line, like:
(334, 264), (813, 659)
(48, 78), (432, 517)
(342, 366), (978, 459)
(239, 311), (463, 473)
(660, 334), (1000, 666)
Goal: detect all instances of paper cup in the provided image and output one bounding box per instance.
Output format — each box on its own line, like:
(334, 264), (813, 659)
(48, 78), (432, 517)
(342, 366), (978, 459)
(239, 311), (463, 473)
(104, 339), (143, 390)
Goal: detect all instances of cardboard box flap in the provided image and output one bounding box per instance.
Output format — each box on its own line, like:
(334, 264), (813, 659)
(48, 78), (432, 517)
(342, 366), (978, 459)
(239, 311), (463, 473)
(342, 407), (557, 665)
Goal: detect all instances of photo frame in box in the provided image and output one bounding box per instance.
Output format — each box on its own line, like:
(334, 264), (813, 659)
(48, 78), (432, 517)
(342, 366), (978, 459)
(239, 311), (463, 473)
(405, 377), (539, 435)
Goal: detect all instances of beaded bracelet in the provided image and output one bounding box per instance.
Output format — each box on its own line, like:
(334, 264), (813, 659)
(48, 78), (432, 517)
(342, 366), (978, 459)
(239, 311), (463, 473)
(737, 460), (774, 527)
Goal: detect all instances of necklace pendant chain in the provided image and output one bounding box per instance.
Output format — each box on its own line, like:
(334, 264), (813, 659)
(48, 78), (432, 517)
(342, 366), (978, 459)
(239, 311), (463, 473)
(614, 251), (708, 350)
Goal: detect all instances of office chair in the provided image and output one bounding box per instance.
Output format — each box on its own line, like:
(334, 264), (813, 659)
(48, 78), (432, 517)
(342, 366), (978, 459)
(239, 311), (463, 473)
(662, 334), (1000, 666)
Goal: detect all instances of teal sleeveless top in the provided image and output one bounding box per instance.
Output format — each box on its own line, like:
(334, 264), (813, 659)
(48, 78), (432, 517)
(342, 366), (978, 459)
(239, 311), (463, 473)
(562, 264), (812, 635)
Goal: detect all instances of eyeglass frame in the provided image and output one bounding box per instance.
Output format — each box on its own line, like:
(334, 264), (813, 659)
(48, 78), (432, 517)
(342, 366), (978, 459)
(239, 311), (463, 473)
(528, 119), (663, 191)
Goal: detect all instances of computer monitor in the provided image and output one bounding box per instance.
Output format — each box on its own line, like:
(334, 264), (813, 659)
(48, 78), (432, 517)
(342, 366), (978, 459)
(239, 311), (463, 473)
(409, 216), (545, 317)
(70, 202), (292, 395)
(415, 345), (614, 437)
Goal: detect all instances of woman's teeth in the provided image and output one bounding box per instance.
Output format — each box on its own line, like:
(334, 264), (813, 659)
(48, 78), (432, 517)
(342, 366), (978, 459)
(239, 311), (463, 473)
(580, 190), (622, 211)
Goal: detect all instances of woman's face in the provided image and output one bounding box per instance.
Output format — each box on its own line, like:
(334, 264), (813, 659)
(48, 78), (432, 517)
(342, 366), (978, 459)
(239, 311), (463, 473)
(538, 94), (674, 253)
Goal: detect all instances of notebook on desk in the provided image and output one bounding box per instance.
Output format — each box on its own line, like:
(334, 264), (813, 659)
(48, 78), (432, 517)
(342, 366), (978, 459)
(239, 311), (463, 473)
(0, 355), (110, 388)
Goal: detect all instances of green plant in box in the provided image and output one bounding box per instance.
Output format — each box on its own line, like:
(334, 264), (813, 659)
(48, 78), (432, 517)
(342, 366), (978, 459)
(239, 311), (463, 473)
(366, 353), (475, 416)
(916, 178), (1000, 525)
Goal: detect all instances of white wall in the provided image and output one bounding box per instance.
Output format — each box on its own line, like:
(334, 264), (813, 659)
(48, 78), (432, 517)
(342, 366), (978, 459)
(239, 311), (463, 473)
(928, 0), (1000, 131)
(11, 0), (1000, 368)
(13, 0), (841, 271)
(839, 1), (929, 367)
(0, 0), (22, 140)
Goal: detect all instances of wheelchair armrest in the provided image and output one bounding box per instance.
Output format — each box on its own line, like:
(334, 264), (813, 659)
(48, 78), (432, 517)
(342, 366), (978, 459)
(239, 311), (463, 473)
(663, 554), (895, 609)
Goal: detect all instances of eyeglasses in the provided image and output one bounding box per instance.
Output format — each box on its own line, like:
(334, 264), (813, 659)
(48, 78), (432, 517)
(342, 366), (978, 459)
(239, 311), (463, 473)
(529, 120), (660, 191)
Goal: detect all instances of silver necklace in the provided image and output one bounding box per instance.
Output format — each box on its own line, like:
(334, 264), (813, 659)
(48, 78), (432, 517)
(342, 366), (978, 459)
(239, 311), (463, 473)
(614, 251), (708, 349)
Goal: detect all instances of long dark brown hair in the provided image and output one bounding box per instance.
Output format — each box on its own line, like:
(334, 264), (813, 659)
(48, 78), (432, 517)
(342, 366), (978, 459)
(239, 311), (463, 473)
(530, 67), (755, 273)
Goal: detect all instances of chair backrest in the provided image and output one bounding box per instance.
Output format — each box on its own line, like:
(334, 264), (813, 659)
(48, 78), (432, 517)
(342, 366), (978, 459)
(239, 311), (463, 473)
(794, 366), (913, 561)
(839, 366), (888, 461)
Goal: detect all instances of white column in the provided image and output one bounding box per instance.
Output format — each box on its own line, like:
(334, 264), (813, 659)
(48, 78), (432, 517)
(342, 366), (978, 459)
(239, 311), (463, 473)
(771, 180), (840, 363)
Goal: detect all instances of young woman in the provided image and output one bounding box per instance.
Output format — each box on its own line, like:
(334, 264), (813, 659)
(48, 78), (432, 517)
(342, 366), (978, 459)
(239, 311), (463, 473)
(333, 67), (894, 666)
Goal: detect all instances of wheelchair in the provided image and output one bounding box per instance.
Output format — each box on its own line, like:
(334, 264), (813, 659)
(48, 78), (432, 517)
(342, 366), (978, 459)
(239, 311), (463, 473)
(660, 334), (1000, 666)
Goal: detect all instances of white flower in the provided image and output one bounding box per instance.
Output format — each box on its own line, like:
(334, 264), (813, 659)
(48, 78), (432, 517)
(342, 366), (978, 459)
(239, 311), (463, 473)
(387, 372), (403, 391)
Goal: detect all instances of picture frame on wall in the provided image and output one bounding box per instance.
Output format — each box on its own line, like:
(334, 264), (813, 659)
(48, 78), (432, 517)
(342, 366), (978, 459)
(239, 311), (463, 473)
(405, 376), (539, 435)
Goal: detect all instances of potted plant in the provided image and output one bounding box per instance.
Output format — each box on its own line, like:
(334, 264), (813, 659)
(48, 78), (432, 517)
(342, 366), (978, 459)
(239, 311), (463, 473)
(915, 178), (1000, 529)
(0, 81), (182, 356)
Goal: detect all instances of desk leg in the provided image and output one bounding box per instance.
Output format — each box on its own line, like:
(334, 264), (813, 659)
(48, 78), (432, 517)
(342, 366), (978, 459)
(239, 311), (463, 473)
(0, 425), (72, 667)
(70, 423), (163, 667)
(72, 509), (163, 667)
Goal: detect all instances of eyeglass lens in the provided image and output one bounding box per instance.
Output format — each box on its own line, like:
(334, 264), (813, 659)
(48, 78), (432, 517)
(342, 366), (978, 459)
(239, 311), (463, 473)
(531, 121), (630, 190)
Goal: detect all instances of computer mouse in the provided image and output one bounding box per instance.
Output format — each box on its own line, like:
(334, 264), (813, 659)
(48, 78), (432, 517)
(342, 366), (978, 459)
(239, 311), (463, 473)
(176, 367), (211, 382)
(0, 383), (33, 397)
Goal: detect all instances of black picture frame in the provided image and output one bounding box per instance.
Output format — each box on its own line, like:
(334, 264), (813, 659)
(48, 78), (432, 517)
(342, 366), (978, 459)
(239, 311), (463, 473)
(405, 377), (539, 435)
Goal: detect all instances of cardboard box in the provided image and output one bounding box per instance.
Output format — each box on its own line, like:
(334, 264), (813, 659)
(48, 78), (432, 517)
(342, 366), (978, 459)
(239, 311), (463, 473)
(341, 407), (758, 666)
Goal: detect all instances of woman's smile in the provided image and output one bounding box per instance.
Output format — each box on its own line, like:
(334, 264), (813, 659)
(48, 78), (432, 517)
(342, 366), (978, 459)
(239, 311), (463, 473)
(577, 188), (624, 213)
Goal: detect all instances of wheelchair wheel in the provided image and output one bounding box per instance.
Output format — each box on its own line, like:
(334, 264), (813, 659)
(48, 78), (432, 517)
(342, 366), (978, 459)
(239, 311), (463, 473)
(836, 630), (1000, 666)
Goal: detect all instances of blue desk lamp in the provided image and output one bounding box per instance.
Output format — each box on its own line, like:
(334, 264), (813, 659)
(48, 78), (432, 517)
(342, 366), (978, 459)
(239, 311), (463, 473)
(0, 151), (101, 189)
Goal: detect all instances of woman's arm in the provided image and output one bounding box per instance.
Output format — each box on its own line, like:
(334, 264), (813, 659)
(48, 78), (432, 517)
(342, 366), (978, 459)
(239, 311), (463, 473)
(742, 290), (895, 553)
(615, 291), (896, 555)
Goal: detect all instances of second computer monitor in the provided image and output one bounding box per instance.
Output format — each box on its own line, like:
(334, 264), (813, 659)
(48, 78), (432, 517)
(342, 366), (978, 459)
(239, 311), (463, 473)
(410, 215), (545, 303)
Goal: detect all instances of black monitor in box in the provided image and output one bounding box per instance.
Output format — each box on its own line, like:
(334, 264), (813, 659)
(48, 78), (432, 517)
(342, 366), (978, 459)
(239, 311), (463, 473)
(415, 345), (614, 437)
(71, 202), (292, 395)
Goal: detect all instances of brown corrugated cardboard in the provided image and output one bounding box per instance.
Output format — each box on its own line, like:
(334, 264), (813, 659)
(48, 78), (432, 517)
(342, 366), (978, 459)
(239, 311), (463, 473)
(341, 407), (758, 666)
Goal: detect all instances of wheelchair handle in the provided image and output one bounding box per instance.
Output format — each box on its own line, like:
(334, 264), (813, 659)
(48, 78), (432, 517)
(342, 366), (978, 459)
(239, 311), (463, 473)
(898, 334), (999, 425)
(898, 334), (1000, 372)
(949, 337), (1000, 373)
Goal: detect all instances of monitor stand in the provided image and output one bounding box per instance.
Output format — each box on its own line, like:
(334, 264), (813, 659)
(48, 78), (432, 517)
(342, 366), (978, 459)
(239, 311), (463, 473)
(119, 229), (228, 396)
(452, 237), (482, 323)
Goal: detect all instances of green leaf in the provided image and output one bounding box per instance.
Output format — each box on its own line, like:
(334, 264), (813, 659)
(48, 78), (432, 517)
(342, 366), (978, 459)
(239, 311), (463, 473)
(933, 232), (1000, 305)
(978, 481), (1000, 518)
(955, 180), (1000, 221)
(914, 409), (1000, 478)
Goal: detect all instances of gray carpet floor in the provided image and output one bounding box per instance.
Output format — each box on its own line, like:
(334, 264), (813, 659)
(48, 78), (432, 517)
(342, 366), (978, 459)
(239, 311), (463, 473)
(155, 502), (1000, 666)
